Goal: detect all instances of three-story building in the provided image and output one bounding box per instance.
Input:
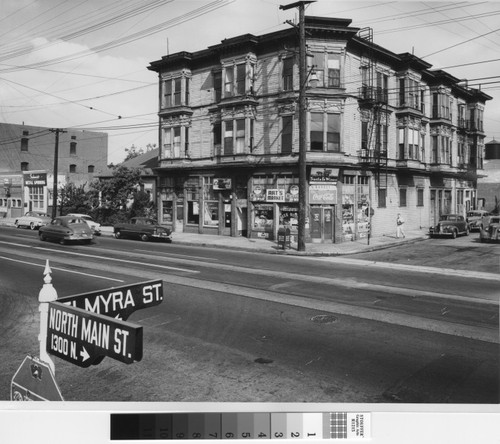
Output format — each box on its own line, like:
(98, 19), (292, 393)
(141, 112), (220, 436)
(148, 16), (491, 243)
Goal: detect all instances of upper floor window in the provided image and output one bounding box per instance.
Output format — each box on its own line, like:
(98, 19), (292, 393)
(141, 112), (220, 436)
(469, 108), (484, 132)
(399, 78), (420, 110)
(213, 71), (222, 102)
(21, 131), (29, 151)
(308, 52), (341, 88)
(220, 62), (255, 99)
(310, 112), (340, 152)
(432, 92), (450, 119)
(281, 115), (293, 154)
(88, 165), (95, 173)
(282, 57), (293, 91)
(162, 76), (189, 108)
(222, 118), (253, 155)
(21, 162), (29, 171)
(70, 141), (77, 155)
(162, 126), (189, 159)
(69, 164), (76, 173)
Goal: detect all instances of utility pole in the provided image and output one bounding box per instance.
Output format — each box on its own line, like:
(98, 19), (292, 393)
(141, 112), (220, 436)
(280, 1), (315, 251)
(49, 128), (66, 219)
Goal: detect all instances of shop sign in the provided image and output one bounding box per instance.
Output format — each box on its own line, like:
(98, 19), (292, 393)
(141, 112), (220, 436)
(309, 184), (337, 204)
(266, 189), (285, 202)
(23, 172), (47, 186)
(286, 185), (300, 202)
(213, 178), (232, 190)
(310, 168), (339, 184)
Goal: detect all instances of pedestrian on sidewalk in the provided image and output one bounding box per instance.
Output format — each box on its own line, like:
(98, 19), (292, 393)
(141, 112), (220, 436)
(396, 213), (405, 238)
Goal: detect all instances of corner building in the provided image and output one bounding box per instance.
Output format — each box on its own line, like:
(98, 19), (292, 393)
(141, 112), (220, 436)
(148, 17), (490, 243)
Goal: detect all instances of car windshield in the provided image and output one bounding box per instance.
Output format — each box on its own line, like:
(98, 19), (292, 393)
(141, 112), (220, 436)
(67, 218), (85, 225)
(440, 215), (457, 221)
(467, 212), (483, 217)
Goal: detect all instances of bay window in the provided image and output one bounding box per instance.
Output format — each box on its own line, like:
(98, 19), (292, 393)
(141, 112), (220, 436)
(162, 76), (190, 108)
(223, 118), (253, 155)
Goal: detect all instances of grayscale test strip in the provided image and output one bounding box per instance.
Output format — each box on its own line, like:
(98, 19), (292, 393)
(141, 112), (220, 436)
(110, 412), (370, 440)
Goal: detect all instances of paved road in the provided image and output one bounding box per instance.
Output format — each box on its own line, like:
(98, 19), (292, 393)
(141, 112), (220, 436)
(0, 228), (497, 402)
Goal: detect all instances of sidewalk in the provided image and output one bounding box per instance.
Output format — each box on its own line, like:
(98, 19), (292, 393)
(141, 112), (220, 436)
(0, 216), (427, 256)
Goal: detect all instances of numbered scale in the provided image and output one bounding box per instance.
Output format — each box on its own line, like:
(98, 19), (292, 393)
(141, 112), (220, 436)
(110, 412), (370, 440)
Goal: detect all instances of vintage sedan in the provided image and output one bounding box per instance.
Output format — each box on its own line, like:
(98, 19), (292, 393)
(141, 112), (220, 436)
(67, 213), (101, 235)
(39, 216), (94, 245)
(114, 217), (172, 242)
(429, 214), (469, 239)
(466, 209), (490, 231)
(479, 216), (500, 243)
(15, 211), (52, 230)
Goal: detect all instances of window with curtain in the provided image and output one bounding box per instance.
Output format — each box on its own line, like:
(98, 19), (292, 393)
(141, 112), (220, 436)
(281, 115), (293, 154)
(282, 58), (293, 91)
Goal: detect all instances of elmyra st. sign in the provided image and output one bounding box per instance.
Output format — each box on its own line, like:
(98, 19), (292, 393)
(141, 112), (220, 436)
(57, 280), (163, 320)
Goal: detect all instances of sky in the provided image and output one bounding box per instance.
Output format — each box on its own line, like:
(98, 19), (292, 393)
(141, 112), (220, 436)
(0, 0), (499, 165)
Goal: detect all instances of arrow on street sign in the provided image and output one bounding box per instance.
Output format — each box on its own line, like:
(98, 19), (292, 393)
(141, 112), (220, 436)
(57, 279), (163, 321)
(11, 355), (64, 401)
(46, 301), (143, 368)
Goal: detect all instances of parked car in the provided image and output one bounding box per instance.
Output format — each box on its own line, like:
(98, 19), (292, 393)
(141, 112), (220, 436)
(39, 215), (94, 245)
(466, 210), (490, 231)
(67, 213), (101, 235)
(479, 216), (500, 243)
(113, 217), (172, 242)
(15, 211), (52, 230)
(429, 214), (469, 238)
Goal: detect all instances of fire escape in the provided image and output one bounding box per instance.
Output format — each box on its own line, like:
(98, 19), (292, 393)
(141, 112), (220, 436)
(356, 27), (389, 190)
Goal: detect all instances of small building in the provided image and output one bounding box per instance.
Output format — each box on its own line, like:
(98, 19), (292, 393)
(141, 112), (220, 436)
(0, 122), (108, 218)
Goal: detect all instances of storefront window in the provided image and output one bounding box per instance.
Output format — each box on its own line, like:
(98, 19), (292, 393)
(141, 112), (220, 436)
(341, 176), (355, 240)
(280, 205), (298, 229)
(357, 176), (370, 238)
(186, 177), (199, 225)
(253, 203), (273, 229)
(162, 201), (173, 223)
(203, 176), (219, 227)
(29, 186), (44, 210)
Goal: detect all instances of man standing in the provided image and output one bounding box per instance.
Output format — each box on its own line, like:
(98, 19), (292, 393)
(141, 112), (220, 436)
(396, 213), (405, 238)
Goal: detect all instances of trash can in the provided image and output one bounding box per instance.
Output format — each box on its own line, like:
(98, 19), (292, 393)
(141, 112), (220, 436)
(277, 226), (291, 250)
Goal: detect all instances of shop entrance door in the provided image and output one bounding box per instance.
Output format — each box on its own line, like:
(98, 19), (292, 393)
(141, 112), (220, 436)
(310, 206), (335, 243)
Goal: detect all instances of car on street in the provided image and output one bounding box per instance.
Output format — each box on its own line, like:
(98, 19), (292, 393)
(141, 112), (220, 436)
(429, 214), (469, 238)
(466, 209), (490, 231)
(14, 211), (52, 230)
(39, 215), (94, 245)
(113, 217), (172, 242)
(67, 213), (101, 235)
(479, 216), (500, 243)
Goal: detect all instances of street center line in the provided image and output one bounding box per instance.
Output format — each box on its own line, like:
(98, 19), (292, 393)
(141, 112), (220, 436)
(0, 255), (124, 282)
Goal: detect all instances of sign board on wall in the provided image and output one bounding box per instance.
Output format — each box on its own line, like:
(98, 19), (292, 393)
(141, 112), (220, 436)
(310, 168), (339, 184)
(213, 178), (232, 190)
(266, 189), (285, 202)
(23, 172), (47, 186)
(309, 184), (338, 204)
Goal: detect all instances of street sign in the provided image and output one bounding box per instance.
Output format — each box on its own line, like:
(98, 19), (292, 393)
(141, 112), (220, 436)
(57, 279), (163, 320)
(11, 355), (64, 401)
(46, 301), (143, 368)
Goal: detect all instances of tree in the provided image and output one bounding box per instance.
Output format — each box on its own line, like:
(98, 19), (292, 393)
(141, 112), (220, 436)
(89, 166), (143, 225)
(123, 143), (157, 162)
(59, 183), (91, 215)
(130, 190), (156, 219)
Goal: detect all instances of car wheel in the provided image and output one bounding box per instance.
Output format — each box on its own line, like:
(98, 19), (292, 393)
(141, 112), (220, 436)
(59, 238), (66, 245)
(114, 231), (122, 239)
(140, 233), (149, 242)
(30, 222), (36, 230)
(15, 222), (21, 228)
(451, 230), (457, 239)
(39, 233), (46, 241)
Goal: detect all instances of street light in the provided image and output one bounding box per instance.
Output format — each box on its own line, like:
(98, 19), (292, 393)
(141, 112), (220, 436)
(280, 1), (315, 251)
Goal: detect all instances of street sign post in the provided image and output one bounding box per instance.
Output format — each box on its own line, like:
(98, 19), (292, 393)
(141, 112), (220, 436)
(11, 355), (64, 401)
(57, 279), (163, 320)
(46, 301), (143, 368)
